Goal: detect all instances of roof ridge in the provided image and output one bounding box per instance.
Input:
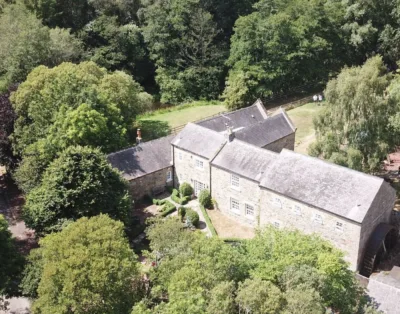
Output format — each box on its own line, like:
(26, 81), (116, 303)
(280, 149), (384, 183)
(196, 101), (262, 124)
(232, 138), (279, 156)
(107, 134), (173, 157)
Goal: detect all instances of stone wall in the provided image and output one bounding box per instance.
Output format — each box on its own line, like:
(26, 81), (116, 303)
(173, 147), (211, 192)
(211, 166), (260, 226)
(358, 182), (396, 268)
(128, 167), (173, 201)
(263, 133), (295, 153)
(259, 188), (361, 270)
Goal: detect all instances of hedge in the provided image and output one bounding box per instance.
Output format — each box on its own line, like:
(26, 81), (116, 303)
(199, 204), (217, 237)
(160, 200), (176, 217)
(171, 189), (190, 205)
(153, 198), (167, 206)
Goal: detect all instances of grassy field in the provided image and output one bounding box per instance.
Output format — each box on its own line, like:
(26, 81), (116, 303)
(287, 102), (325, 154)
(139, 102), (226, 128)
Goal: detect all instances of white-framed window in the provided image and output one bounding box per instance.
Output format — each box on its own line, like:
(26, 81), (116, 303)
(294, 205), (302, 216)
(166, 170), (172, 182)
(178, 152), (183, 161)
(195, 159), (204, 169)
(313, 213), (323, 224)
(273, 197), (282, 208)
(335, 221), (344, 232)
(231, 174), (240, 189)
(245, 203), (254, 218)
(273, 220), (281, 229)
(230, 198), (240, 213)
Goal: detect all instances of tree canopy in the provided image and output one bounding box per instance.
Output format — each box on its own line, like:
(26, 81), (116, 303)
(26, 215), (140, 314)
(310, 55), (400, 171)
(23, 146), (131, 235)
(10, 61), (151, 191)
(131, 218), (377, 314)
(0, 2), (82, 89)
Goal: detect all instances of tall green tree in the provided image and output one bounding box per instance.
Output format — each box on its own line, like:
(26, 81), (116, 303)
(0, 3), (82, 88)
(23, 146), (131, 234)
(223, 0), (350, 109)
(29, 215), (140, 314)
(311, 55), (398, 171)
(139, 0), (225, 103)
(11, 62), (151, 191)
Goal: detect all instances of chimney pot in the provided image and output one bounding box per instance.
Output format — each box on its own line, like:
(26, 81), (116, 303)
(136, 128), (142, 144)
(225, 127), (235, 142)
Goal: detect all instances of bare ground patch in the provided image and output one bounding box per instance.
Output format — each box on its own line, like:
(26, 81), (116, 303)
(206, 209), (255, 239)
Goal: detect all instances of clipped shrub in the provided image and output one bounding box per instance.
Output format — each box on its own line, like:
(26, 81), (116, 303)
(199, 190), (212, 208)
(179, 182), (193, 197)
(153, 199), (167, 206)
(160, 200), (176, 217)
(171, 189), (190, 205)
(171, 189), (181, 203)
(185, 208), (199, 227)
(178, 206), (186, 220)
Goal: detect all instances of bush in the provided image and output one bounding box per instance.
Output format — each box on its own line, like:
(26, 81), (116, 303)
(160, 200), (176, 217)
(166, 185), (174, 194)
(185, 208), (199, 227)
(171, 189), (181, 203)
(179, 182), (193, 197)
(153, 199), (167, 206)
(199, 190), (212, 208)
(178, 206), (186, 218)
(171, 189), (190, 205)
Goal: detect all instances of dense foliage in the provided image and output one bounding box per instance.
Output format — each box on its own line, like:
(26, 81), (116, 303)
(0, 86), (18, 171)
(134, 218), (378, 314)
(0, 2), (82, 89)
(10, 61), (151, 191)
(23, 215), (140, 313)
(0, 214), (23, 298)
(311, 56), (400, 171)
(23, 146), (131, 235)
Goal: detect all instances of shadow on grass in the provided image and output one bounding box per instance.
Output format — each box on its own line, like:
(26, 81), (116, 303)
(134, 120), (172, 142)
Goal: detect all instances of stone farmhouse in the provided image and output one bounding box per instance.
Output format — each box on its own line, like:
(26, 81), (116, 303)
(108, 100), (397, 274)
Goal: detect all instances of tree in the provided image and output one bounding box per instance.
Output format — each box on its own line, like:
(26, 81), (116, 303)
(0, 3), (82, 87)
(139, 0), (225, 103)
(0, 86), (18, 170)
(11, 62), (151, 191)
(0, 214), (24, 298)
(236, 278), (285, 314)
(223, 0), (350, 109)
(312, 56), (397, 171)
(30, 215), (140, 314)
(23, 146), (131, 234)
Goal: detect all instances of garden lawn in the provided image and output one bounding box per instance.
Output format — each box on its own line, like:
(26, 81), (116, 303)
(139, 103), (226, 128)
(287, 102), (325, 154)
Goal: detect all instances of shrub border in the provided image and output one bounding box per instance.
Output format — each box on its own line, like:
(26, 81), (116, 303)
(199, 204), (217, 237)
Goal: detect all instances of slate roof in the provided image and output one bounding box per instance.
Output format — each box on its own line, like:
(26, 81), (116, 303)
(171, 123), (226, 159)
(107, 135), (174, 180)
(197, 99), (268, 132)
(235, 110), (296, 147)
(259, 149), (394, 223)
(367, 267), (400, 314)
(212, 139), (278, 182)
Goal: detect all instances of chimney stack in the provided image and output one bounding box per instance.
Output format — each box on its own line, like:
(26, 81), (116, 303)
(225, 126), (235, 142)
(136, 128), (142, 144)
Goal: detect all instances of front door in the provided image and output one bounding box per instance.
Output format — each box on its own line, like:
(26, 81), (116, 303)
(194, 180), (206, 197)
